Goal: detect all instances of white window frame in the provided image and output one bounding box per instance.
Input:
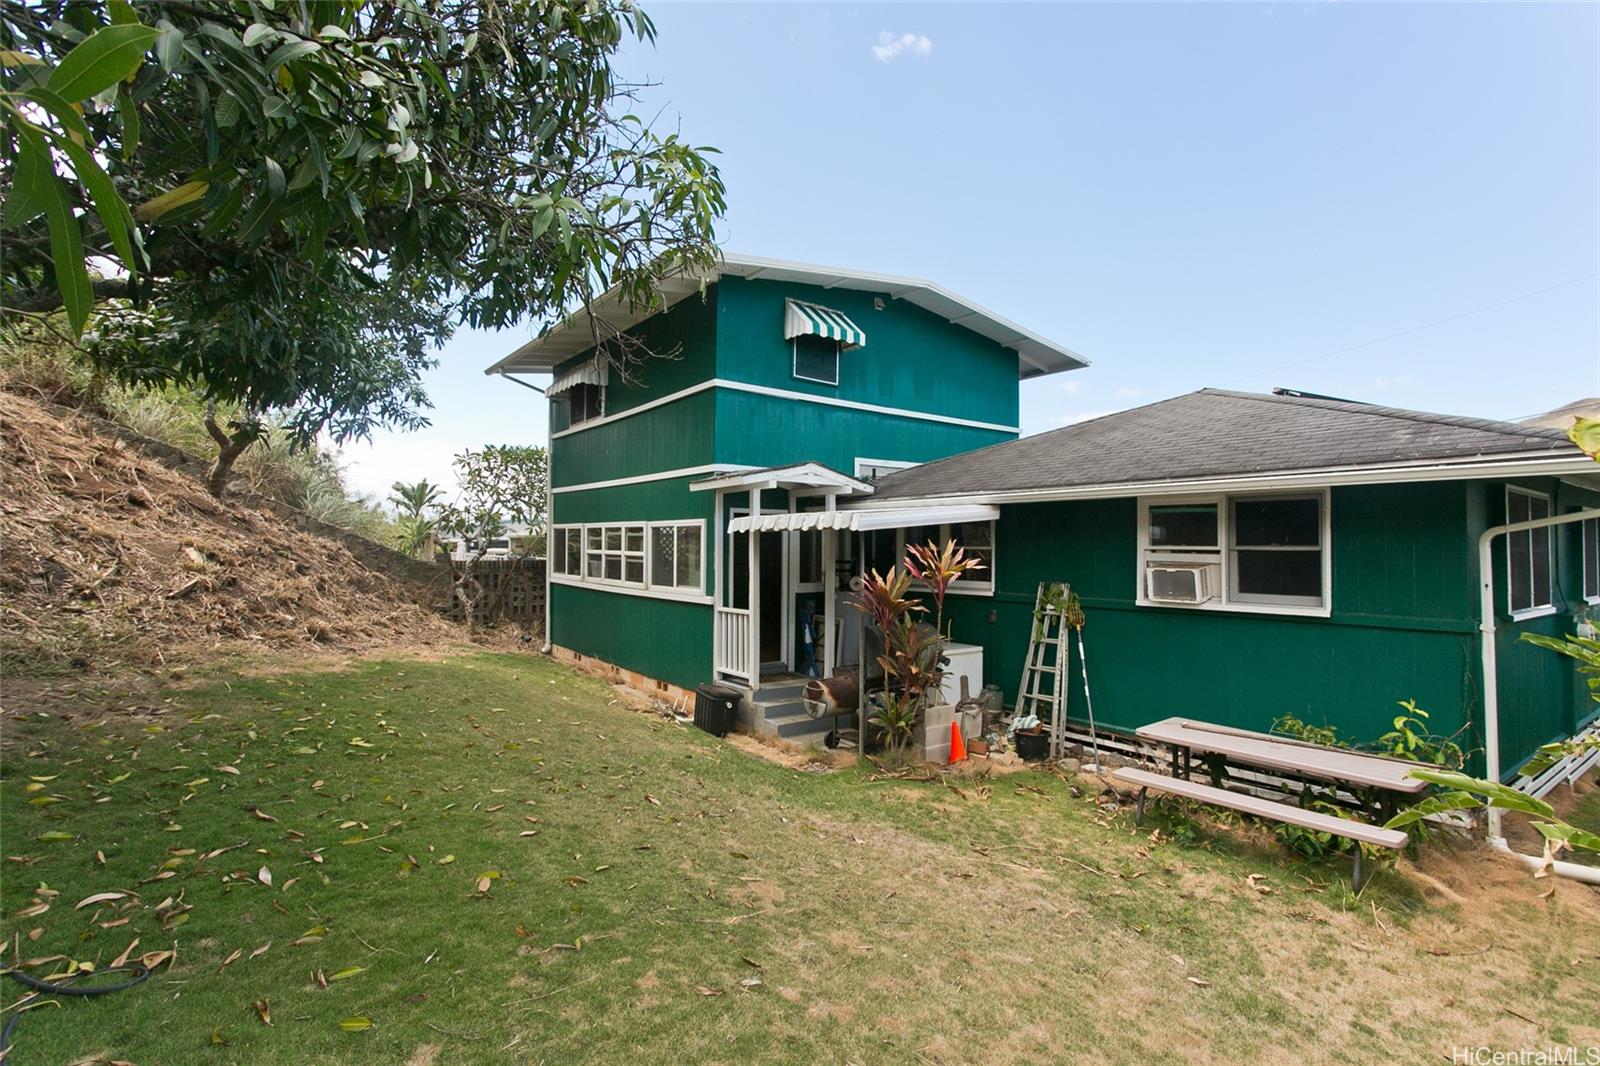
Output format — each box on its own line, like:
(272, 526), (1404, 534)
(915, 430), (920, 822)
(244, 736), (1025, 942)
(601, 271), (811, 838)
(1136, 491), (1331, 618)
(1506, 487), (1554, 620)
(647, 520), (707, 595)
(854, 457), (920, 481)
(551, 520), (712, 604)
(791, 336), (840, 387)
(550, 524), (585, 577)
(895, 520), (996, 597)
(1582, 515), (1600, 605)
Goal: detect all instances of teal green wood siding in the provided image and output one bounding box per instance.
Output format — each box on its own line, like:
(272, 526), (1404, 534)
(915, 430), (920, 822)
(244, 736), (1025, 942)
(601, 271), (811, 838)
(548, 293), (717, 432)
(936, 480), (1593, 779)
(549, 583), (712, 690)
(551, 390), (715, 488)
(713, 275), (1021, 429)
(711, 389), (1012, 474)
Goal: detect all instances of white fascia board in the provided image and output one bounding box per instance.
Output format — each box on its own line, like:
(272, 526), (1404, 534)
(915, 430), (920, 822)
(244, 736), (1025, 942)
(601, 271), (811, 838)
(485, 252), (1088, 378)
(850, 454), (1599, 509)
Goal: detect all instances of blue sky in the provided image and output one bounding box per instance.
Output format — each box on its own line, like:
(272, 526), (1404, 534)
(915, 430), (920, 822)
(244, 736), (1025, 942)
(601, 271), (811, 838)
(339, 1), (1599, 501)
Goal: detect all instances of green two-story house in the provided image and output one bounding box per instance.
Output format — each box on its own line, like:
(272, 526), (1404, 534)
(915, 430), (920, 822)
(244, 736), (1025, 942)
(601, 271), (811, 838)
(487, 255), (1599, 784)
(485, 254), (1086, 737)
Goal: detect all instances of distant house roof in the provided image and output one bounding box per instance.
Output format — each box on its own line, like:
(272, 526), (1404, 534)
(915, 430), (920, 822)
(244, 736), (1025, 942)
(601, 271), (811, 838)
(1518, 397), (1600, 431)
(483, 253), (1088, 381)
(862, 389), (1591, 505)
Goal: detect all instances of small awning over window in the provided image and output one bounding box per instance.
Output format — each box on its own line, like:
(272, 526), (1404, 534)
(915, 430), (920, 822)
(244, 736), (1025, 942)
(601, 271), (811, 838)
(727, 504), (997, 534)
(785, 299), (866, 351)
(549, 357), (609, 396)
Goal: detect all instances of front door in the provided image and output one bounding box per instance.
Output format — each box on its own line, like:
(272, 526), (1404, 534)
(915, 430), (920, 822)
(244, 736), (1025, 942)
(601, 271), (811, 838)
(757, 531), (783, 664)
(728, 528), (788, 669)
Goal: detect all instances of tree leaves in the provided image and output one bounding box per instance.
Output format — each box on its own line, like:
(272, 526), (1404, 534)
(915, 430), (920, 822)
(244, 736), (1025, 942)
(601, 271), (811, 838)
(45, 23), (160, 102)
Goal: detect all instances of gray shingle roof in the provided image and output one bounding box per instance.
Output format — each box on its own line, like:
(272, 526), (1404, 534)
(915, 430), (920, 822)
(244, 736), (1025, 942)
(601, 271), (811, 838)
(870, 389), (1580, 501)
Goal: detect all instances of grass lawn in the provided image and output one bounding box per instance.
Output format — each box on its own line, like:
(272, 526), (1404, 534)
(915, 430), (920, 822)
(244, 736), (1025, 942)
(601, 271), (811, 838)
(3, 652), (1597, 1065)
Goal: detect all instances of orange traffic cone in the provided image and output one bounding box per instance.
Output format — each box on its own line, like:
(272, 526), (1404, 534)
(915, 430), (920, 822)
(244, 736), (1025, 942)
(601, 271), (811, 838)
(948, 720), (967, 764)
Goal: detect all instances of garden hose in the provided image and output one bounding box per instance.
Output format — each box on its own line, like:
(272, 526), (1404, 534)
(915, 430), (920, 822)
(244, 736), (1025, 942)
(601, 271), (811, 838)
(0, 963), (151, 1061)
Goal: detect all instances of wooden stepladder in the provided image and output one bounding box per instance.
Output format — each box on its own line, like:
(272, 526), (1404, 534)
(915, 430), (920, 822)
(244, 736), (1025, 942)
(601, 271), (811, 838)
(1015, 582), (1071, 762)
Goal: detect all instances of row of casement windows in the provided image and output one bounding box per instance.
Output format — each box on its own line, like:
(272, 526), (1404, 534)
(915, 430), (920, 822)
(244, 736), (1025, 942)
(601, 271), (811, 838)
(1507, 489), (1600, 616)
(550, 522), (704, 594)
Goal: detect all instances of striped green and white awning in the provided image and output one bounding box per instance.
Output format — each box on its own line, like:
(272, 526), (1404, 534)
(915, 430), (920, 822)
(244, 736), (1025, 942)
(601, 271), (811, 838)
(548, 356), (609, 396)
(784, 299), (866, 351)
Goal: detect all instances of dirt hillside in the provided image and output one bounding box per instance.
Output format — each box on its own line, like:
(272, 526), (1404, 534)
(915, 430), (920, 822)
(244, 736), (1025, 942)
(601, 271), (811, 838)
(1, 391), (469, 677)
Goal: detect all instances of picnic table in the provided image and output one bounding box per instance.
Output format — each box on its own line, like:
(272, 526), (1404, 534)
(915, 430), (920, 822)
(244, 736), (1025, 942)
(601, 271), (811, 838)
(1134, 716), (1431, 820)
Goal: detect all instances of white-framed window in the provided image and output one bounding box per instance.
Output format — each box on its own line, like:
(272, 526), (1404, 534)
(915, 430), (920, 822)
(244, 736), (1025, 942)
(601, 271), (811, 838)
(565, 382), (605, 425)
(554, 520), (708, 601)
(1506, 488), (1552, 618)
(551, 525), (583, 577)
(1137, 491), (1330, 616)
(792, 335), (840, 386)
(1582, 515), (1600, 604)
(582, 523), (645, 584)
(649, 521), (705, 593)
(854, 457), (920, 483)
(896, 520), (996, 596)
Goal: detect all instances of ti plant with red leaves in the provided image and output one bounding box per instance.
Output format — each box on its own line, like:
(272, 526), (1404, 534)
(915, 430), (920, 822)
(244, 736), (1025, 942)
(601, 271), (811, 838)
(851, 540), (985, 755)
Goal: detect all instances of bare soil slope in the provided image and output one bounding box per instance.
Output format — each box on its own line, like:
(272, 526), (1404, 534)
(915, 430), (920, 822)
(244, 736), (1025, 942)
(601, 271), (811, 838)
(1, 391), (462, 675)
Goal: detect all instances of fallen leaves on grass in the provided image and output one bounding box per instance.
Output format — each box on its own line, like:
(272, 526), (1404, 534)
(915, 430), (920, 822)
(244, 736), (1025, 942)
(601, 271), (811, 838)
(340, 1016), (374, 1032)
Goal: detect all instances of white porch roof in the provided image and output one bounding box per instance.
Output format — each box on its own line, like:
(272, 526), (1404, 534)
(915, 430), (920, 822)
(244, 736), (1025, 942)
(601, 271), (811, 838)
(727, 504), (998, 534)
(690, 462), (875, 496)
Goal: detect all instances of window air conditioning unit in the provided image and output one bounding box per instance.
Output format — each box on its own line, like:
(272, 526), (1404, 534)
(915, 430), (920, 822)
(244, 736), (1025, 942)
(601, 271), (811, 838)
(1146, 562), (1218, 604)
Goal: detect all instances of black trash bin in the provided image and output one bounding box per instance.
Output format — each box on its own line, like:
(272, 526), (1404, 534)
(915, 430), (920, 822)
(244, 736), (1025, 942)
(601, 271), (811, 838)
(693, 683), (742, 738)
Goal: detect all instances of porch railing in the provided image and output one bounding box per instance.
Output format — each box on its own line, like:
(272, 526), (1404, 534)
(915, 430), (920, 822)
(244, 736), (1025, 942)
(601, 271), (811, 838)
(714, 606), (754, 682)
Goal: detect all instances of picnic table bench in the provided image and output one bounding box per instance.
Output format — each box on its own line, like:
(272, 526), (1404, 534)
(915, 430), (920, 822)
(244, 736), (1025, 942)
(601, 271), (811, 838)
(1111, 767), (1408, 887)
(1113, 716), (1427, 887)
(1136, 716), (1430, 819)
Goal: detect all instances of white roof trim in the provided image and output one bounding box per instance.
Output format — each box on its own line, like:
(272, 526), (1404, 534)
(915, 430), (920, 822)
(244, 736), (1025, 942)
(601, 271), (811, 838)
(860, 453), (1600, 509)
(729, 504), (998, 534)
(689, 462), (875, 496)
(484, 252), (1087, 378)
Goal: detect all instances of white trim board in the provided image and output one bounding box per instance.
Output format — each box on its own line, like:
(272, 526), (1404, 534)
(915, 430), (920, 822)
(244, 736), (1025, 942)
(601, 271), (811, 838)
(549, 378), (1020, 440)
(551, 464), (757, 495)
(549, 573), (714, 606)
(851, 455), (1598, 509)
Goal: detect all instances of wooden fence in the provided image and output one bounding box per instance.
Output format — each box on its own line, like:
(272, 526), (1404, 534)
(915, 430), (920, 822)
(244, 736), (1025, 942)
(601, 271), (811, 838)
(449, 557), (546, 628)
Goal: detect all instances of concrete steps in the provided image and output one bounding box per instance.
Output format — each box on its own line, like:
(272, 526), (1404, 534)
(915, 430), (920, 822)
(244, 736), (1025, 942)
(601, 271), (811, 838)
(732, 677), (851, 746)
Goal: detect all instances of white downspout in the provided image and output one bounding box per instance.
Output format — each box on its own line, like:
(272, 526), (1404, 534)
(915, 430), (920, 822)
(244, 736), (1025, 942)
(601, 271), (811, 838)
(1477, 506), (1600, 863)
(541, 403), (554, 655)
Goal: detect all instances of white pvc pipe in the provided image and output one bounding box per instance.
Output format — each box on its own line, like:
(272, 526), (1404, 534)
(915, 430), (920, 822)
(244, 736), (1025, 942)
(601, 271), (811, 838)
(1489, 837), (1600, 886)
(1476, 506), (1600, 851)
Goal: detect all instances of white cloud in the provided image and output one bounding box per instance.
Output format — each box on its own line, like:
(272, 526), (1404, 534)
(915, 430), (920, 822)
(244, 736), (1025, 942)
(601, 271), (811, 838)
(1113, 385), (1145, 399)
(1058, 380), (1085, 395)
(872, 31), (932, 63)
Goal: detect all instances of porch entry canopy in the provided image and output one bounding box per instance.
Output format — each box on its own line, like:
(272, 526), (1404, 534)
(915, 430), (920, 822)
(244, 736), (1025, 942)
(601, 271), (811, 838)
(727, 503), (998, 534)
(690, 462), (875, 497)
(784, 299), (866, 350)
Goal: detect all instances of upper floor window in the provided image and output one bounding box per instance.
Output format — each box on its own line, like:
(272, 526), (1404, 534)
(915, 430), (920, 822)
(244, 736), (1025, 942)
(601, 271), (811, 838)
(1138, 492), (1329, 615)
(784, 298), (865, 387)
(792, 335), (840, 386)
(566, 382), (605, 425)
(1506, 488), (1552, 617)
